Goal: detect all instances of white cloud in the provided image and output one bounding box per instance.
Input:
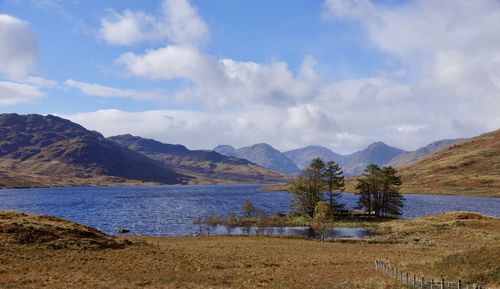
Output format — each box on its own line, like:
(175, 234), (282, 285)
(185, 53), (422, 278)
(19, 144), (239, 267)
(63, 108), (343, 151)
(160, 0), (209, 46)
(99, 0), (208, 46)
(78, 1), (500, 153)
(320, 0), (500, 147)
(65, 79), (167, 100)
(0, 81), (44, 105)
(0, 14), (52, 106)
(118, 46), (319, 107)
(99, 10), (159, 46)
(117, 45), (218, 83)
(0, 14), (37, 77)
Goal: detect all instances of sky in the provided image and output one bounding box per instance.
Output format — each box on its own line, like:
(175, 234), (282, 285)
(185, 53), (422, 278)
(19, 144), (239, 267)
(1, 0), (499, 154)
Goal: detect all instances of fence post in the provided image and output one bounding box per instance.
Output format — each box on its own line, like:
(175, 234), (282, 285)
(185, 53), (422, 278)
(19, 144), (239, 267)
(441, 278), (445, 289)
(431, 279), (434, 289)
(406, 272), (409, 285)
(413, 275), (416, 286)
(400, 271), (404, 284)
(457, 280), (461, 289)
(421, 277), (425, 289)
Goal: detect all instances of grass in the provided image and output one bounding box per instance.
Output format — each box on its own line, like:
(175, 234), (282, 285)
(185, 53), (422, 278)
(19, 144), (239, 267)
(0, 211), (498, 288)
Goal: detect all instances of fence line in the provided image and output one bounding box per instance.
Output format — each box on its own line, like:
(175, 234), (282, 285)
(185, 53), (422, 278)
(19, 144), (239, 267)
(374, 260), (491, 289)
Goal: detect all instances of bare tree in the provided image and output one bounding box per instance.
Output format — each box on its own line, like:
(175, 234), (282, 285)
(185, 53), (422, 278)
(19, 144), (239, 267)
(223, 213), (238, 234)
(242, 199), (257, 218)
(311, 201), (335, 241)
(203, 213), (221, 235)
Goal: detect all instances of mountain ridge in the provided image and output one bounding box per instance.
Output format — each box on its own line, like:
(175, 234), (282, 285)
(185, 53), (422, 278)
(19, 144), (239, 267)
(214, 143), (300, 174)
(387, 138), (466, 168)
(0, 113), (189, 187)
(109, 134), (292, 184)
(396, 129), (500, 197)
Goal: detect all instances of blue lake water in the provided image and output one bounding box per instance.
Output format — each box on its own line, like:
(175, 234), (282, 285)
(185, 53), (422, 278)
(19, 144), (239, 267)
(0, 184), (498, 236)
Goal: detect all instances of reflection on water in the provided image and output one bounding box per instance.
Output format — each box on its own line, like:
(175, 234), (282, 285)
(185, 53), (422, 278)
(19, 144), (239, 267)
(0, 184), (498, 236)
(206, 226), (370, 239)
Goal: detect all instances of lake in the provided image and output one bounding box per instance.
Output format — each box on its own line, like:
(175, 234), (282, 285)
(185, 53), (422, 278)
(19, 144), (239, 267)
(0, 184), (498, 236)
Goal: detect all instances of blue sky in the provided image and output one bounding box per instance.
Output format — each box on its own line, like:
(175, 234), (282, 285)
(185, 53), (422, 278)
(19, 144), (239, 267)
(1, 0), (499, 153)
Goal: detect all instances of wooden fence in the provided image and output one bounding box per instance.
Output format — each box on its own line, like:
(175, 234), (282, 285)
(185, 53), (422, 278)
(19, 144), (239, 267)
(374, 260), (492, 289)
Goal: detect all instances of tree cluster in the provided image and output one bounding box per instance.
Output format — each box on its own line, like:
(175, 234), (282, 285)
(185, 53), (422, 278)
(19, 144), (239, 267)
(356, 164), (404, 217)
(290, 158), (345, 217)
(290, 158), (404, 220)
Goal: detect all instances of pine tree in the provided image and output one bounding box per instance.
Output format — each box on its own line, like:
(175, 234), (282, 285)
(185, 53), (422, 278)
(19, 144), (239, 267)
(356, 164), (381, 217)
(380, 166), (404, 217)
(356, 164), (404, 218)
(290, 158), (325, 218)
(324, 161), (345, 213)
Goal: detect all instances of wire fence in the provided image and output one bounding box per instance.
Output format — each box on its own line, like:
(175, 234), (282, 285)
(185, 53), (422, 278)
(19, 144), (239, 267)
(374, 260), (493, 289)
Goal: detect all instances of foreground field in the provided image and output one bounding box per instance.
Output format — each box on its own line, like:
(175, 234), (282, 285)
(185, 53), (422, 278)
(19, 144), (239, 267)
(0, 211), (498, 289)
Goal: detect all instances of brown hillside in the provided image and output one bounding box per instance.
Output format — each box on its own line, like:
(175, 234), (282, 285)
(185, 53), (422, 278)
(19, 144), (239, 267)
(0, 211), (128, 249)
(397, 129), (500, 197)
(0, 113), (190, 187)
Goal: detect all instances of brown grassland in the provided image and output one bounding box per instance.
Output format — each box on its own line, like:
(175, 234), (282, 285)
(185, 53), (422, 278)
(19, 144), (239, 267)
(0, 211), (499, 289)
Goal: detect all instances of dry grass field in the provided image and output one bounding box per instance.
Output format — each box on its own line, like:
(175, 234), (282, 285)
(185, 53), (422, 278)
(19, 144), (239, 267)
(0, 211), (498, 289)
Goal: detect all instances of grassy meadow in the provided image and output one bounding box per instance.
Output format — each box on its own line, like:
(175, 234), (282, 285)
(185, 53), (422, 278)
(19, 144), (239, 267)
(0, 211), (499, 289)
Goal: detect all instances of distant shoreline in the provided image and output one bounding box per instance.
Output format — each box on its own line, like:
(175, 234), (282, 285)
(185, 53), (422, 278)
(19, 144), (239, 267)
(1, 181), (498, 198)
(259, 183), (500, 198)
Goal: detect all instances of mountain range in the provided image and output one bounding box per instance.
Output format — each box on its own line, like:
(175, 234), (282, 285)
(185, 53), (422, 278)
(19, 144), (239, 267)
(216, 139), (467, 176)
(216, 141), (407, 176)
(109, 135), (289, 184)
(214, 143), (300, 174)
(2, 113), (496, 196)
(0, 114), (289, 188)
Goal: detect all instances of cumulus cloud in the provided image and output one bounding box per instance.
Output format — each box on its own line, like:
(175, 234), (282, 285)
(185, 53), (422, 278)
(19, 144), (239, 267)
(0, 14), (37, 77)
(63, 107), (346, 151)
(0, 14), (54, 106)
(319, 0), (500, 147)
(65, 79), (167, 100)
(99, 0), (208, 46)
(118, 47), (319, 107)
(79, 0), (500, 153)
(0, 81), (44, 105)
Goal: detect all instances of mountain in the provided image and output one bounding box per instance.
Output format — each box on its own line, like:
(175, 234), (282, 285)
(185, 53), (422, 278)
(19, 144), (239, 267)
(283, 142), (406, 176)
(283, 145), (344, 170)
(397, 129), (500, 197)
(109, 135), (291, 184)
(213, 145), (237, 156)
(214, 143), (300, 174)
(342, 142), (407, 175)
(387, 138), (466, 168)
(0, 113), (189, 187)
